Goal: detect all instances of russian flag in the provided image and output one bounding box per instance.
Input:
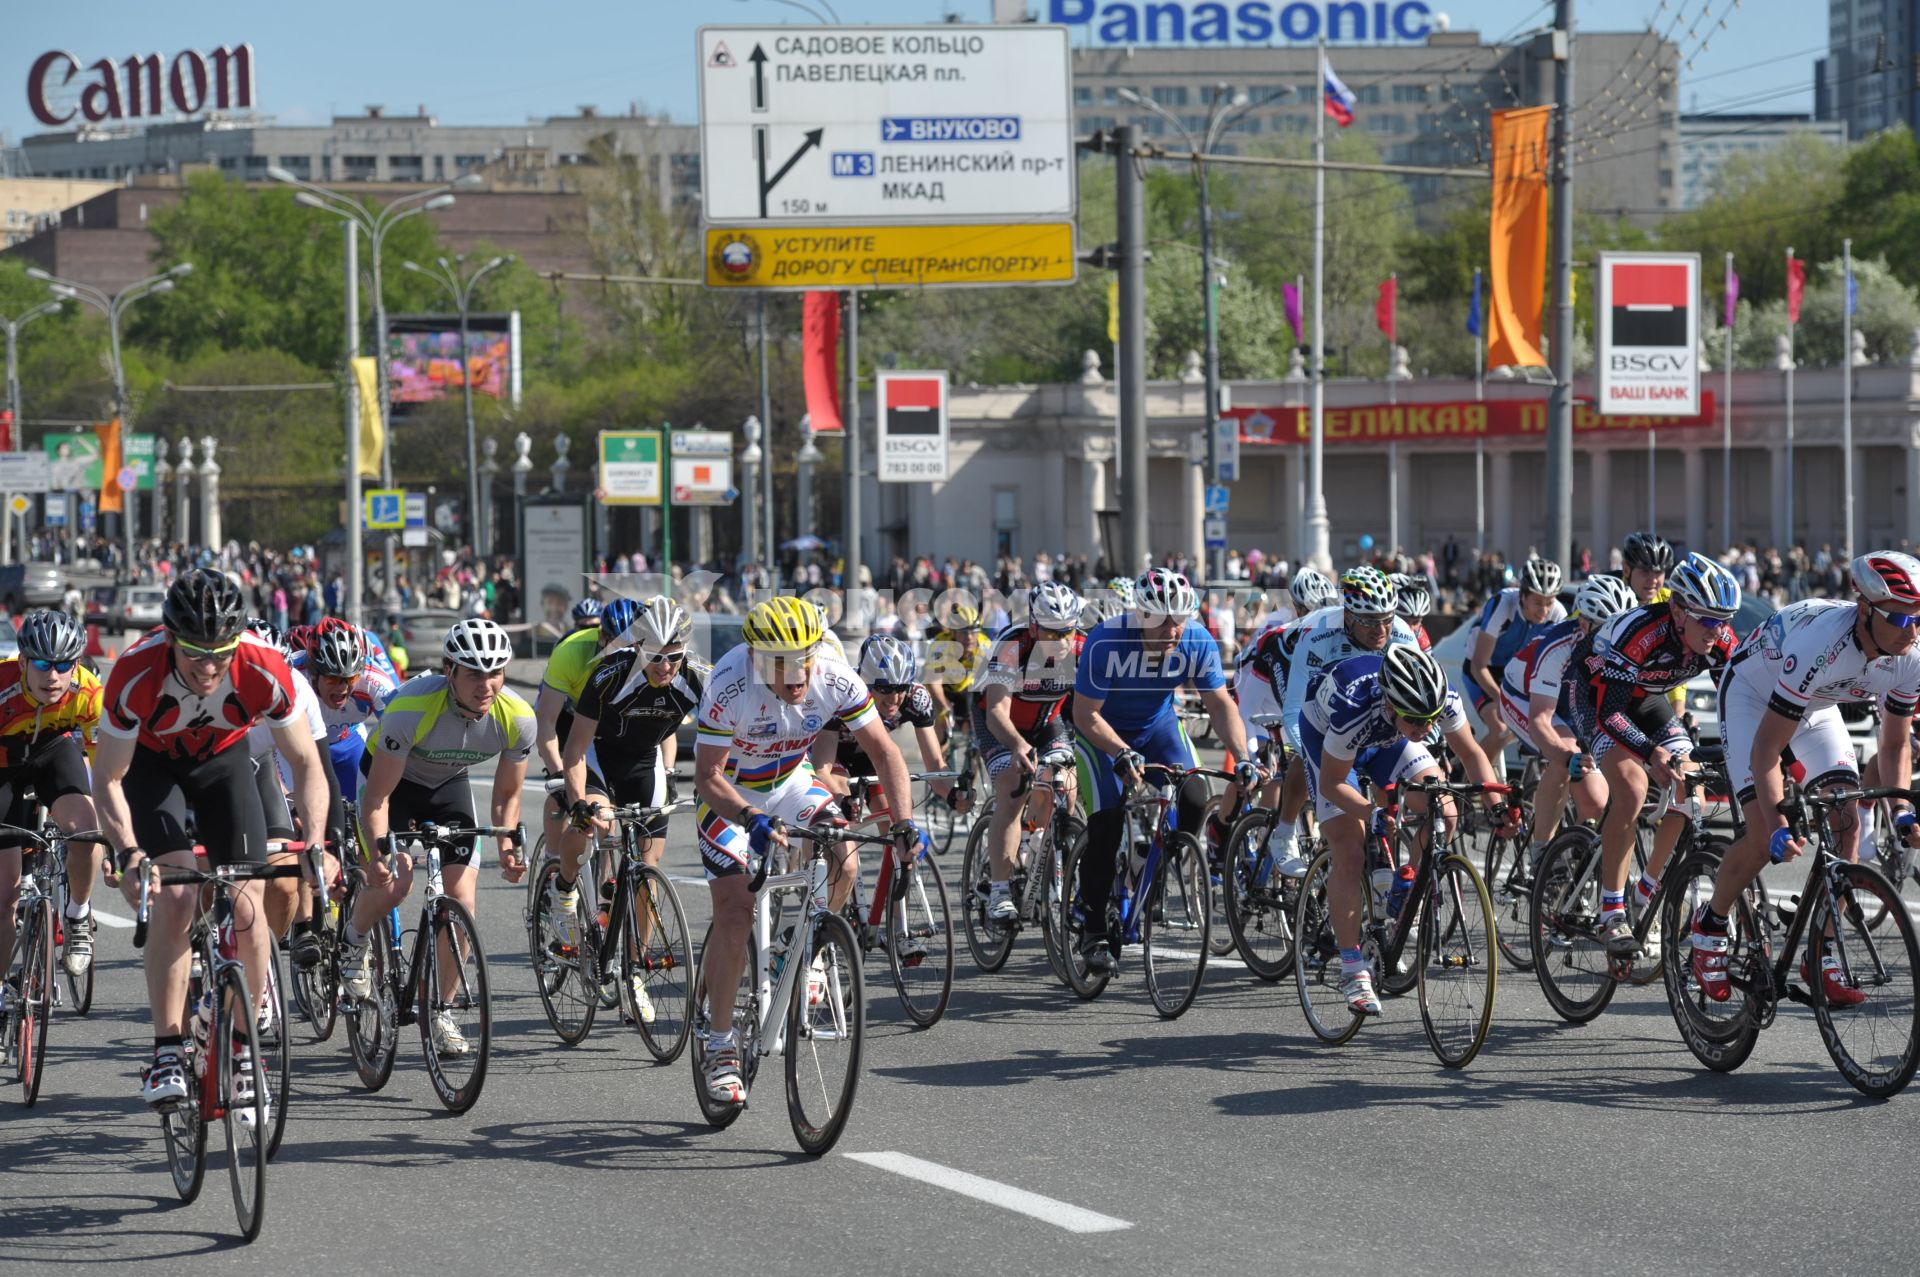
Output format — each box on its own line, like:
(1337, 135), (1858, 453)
(1323, 57), (1356, 128)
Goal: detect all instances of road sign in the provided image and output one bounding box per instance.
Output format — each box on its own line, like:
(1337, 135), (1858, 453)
(402, 527), (429, 547)
(43, 493), (66, 526)
(117, 466), (137, 493)
(404, 491), (428, 529)
(0, 451), (50, 493)
(671, 456), (736, 506)
(8, 494), (30, 517)
(704, 222), (1075, 290)
(364, 489), (404, 530)
(876, 370), (949, 483)
(697, 25), (1074, 227)
(599, 430), (663, 506)
(671, 429), (733, 457)
(1213, 418), (1240, 483)
(1204, 514), (1228, 551)
(1204, 484), (1229, 516)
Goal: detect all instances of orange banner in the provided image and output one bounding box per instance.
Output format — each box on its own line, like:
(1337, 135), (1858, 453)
(1487, 106), (1552, 371)
(96, 418), (124, 514)
(1227, 393), (1717, 446)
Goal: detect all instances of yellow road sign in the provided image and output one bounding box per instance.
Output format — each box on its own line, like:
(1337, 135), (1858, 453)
(705, 223), (1075, 290)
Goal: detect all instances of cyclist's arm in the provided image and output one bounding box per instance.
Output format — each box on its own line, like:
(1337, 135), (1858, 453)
(90, 730), (139, 866)
(1877, 708), (1915, 813)
(358, 747), (409, 855)
(694, 741), (761, 824)
(1441, 721), (1505, 806)
(1527, 693), (1578, 764)
(808, 728), (841, 774)
(1317, 746), (1369, 821)
(489, 751), (528, 862)
(848, 715), (913, 837)
(560, 711), (598, 812)
(1745, 706), (1802, 838)
(660, 725), (679, 775)
(979, 683), (1026, 753)
(1468, 630), (1501, 699)
(912, 723), (953, 799)
(532, 683), (567, 776)
(1071, 692), (1129, 760)
(270, 717), (332, 853)
(1197, 683), (1252, 766)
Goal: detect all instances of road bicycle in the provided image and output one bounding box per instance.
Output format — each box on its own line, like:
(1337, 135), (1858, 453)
(1059, 763), (1219, 1019)
(920, 708), (978, 857)
(0, 824), (110, 1105)
(690, 817), (874, 1155)
(833, 772), (955, 1027)
(960, 749), (1079, 986)
(1295, 778), (1509, 1068)
(1663, 783), (1920, 1098)
(338, 822), (520, 1114)
(527, 799), (694, 1058)
(1478, 750), (1546, 973)
(1866, 794), (1920, 931)
(1218, 724), (1305, 980)
(132, 858), (301, 1244)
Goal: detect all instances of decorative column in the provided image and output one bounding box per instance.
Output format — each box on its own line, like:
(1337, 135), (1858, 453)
(550, 431), (571, 492)
(480, 436), (499, 558)
(511, 432), (533, 614)
(1588, 447), (1611, 559)
(1905, 422), (1920, 549)
(1489, 448), (1514, 560)
(1683, 445), (1707, 553)
(1083, 449), (1106, 564)
(198, 436), (221, 553)
(173, 437), (196, 548)
(153, 448), (172, 544)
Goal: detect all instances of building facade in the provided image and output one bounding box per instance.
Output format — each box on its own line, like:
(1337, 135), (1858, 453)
(1818, 0), (1917, 139)
(1677, 113), (1848, 209)
(0, 176), (115, 248)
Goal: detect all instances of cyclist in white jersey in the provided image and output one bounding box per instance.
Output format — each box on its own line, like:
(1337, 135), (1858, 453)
(1689, 553), (1920, 1005)
(691, 597), (922, 1107)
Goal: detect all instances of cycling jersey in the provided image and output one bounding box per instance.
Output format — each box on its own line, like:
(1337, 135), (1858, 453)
(1496, 618), (1583, 753)
(370, 674), (536, 787)
(0, 659), (101, 768)
(1726, 599), (1920, 721)
(1567, 603), (1732, 763)
(830, 682), (936, 776)
(247, 669), (326, 757)
(574, 648), (705, 781)
(100, 628), (300, 763)
(1462, 588), (1567, 706)
(693, 644), (876, 794)
(1280, 611), (1419, 751)
(1074, 615), (1224, 736)
(922, 627), (991, 693)
(980, 623), (1082, 734)
(1304, 652), (1469, 759)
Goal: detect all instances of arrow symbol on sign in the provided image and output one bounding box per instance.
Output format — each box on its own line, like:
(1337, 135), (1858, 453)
(749, 44), (768, 112)
(758, 127), (823, 218)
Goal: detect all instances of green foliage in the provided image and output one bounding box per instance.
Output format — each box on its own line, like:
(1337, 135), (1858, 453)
(1721, 256), (1920, 368)
(1657, 132), (1845, 304)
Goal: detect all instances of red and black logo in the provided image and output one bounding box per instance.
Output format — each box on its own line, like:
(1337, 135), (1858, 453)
(1610, 263), (1690, 347)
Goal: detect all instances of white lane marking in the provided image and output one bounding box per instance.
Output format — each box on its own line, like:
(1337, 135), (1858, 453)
(88, 909), (135, 930)
(845, 1151), (1132, 1234)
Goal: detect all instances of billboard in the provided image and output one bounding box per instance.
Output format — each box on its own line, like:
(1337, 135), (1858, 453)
(875, 370), (949, 483)
(1595, 252), (1701, 417)
(43, 431), (158, 490)
(386, 312), (522, 411)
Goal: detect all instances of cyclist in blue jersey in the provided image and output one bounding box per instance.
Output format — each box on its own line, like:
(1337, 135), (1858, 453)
(1071, 569), (1263, 974)
(1464, 556), (1566, 776)
(1302, 645), (1515, 1015)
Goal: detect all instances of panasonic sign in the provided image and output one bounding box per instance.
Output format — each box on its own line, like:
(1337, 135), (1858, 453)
(1048, 1), (1435, 44)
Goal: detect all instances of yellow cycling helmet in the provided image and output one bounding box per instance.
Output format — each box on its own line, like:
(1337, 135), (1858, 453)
(742, 596), (824, 655)
(943, 597), (983, 630)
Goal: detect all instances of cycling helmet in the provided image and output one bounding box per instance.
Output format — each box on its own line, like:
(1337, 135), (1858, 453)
(1851, 552), (1920, 606)
(1393, 582), (1433, 622)
(942, 597), (983, 631)
(1520, 556), (1563, 598)
(443, 617), (513, 672)
(571, 597), (603, 629)
(163, 567), (246, 647)
(310, 624), (369, 678)
(630, 597), (693, 651)
(742, 596), (824, 655)
(1380, 645), (1449, 720)
(1135, 567), (1198, 618)
(856, 635), (916, 690)
(1339, 565), (1397, 617)
(1028, 581), (1082, 630)
(16, 609), (85, 664)
(245, 617), (290, 656)
(1574, 574), (1638, 625)
(1106, 576), (1137, 608)
(1290, 568), (1338, 613)
(286, 624), (318, 654)
(1081, 594), (1127, 628)
(1667, 552), (1741, 620)
(599, 597), (640, 642)
(1621, 531), (1675, 574)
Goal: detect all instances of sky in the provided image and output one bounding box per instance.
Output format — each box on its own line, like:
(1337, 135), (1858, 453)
(4, 0), (1828, 145)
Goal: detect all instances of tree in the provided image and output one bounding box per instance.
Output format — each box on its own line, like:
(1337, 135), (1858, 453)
(1657, 132), (1845, 305)
(1725, 255), (1920, 369)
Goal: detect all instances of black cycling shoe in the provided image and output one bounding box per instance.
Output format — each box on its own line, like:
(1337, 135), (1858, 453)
(288, 929), (323, 971)
(1081, 937), (1116, 975)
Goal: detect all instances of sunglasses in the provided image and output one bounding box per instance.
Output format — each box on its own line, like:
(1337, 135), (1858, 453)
(643, 649), (687, 666)
(1871, 603), (1920, 630)
(174, 637), (241, 660)
(1679, 607), (1732, 633)
(1393, 706), (1443, 726)
(1350, 614), (1393, 630)
(28, 658), (77, 674)
(1034, 626), (1073, 639)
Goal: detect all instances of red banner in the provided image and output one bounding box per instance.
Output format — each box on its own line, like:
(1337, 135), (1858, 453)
(0, 410), (12, 452)
(802, 291), (843, 435)
(1226, 392), (1718, 446)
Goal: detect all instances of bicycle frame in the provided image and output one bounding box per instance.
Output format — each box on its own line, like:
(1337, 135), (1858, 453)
(584, 801), (688, 982)
(743, 834), (842, 1060)
(1368, 779), (1507, 974)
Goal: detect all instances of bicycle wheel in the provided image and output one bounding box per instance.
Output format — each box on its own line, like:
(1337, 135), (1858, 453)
(1294, 849), (1361, 1045)
(785, 912), (865, 1156)
(419, 897), (491, 1114)
(344, 914), (397, 1093)
(691, 922), (761, 1130)
(887, 851), (953, 1028)
(60, 904), (94, 1017)
(1417, 853), (1498, 1068)
(161, 983), (207, 1204)
(292, 927), (339, 1044)
(18, 897), (53, 1106)
(1377, 831), (1425, 998)
(1199, 796), (1236, 958)
(1483, 832), (1535, 973)
(1527, 829), (1617, 1024)
(921, 780), (964, 859)
(1808, 863), (1920, 1099)
(1057, 831), (1111, 1001)
(1222, 809), (1298, 981)
(960, 813), (1014, 973)
(1660, 847), (1763, 1074)
(623, 865), (693, 1063)
(1865, 816), (1920, 932)
(1039, 817), (1081, 989)
(1142, 832), (1211, 1019)
(527, 858), (597, 1045)
(217, 966), (267, 1243)
(260, 937), (291, 1163)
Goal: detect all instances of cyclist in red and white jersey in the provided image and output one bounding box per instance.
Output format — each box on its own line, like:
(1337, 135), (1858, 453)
(98, 569), (331, 1117)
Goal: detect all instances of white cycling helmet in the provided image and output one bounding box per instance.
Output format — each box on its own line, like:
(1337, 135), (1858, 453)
(1574, 574), (1638, 625)
(1393, 582), (1432, 622)
(1851, 552), (1920, 606)
(1380, 645), (1449, 720)
(631, 596), (693, 651)
(1339, 565), (1397, 617)
(1520, 556), (1563, 598)
(1028, 581), (1083, 630)
(1667, 552), (1741, 620)
(1290, 568), (1338, 613)
(444, 618), (513, 672)
(856, 634), (915, 689)
(1135, 568), (1198, 619)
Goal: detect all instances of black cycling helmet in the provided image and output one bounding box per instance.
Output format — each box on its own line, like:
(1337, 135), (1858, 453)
(163, 568), (246, 647)
(17, 609), (85, 663)
(1621, 531), (1674, 574)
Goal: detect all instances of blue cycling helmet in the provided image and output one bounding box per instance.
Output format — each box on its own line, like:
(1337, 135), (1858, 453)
(572, 597), (603, 629)
(600, 597), (641, 640)
(857, 635), (916, 690)
(1667, 552), (1741, 620)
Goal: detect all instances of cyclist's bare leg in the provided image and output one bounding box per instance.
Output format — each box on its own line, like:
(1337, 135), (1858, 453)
(262, 847), (300, 938)
(0, 847), (20, 976)
(230, 875), (273, 1018)
(1597, 752), (1649, 895)
(1649, 806), (1688, 881)
(438, 861), (481, 1001)
(1278, 759), (1309, 828)
(144, 849), (204, 1035)
(1327, 815), (1366, 949)
(988, 765), (1024, 881)
(704, 875), (755, 1031)
(629, 834), (666, 951)
(347, 850), (413, 941)
(51, 791), (101, 913)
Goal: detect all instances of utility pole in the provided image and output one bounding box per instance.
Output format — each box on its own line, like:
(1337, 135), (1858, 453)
(1545, 0), (1576, 570)
(841, 291), (861, 586)
(1116, 125), (1149, 578)
(1305, 44), (1331, 572)
(343, 222), (363, 627)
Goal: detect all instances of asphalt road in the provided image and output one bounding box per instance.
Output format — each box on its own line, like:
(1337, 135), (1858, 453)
(3, 766), (1918, 1275)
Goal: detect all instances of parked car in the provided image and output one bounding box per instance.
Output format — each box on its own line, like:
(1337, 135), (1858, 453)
(0, 619), (17, 662)
(0, 563), (64, 612)
(116, 585), (166, 628)
(398, 608), (467, 659)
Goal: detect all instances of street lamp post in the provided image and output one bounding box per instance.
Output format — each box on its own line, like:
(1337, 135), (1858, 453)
(401, 253), (511, 562)
(267, 166), (476, 602)
(740, 416), (764, 571)
(30, 263), (193, 581)
(1119, 82), (1249, 581)
(797, 422), (823, 547)
(1, 298), (63, 563)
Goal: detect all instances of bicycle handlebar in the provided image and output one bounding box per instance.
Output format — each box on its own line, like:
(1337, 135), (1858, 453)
(0, 824), (112, 853)
(132, 860), (304, 950)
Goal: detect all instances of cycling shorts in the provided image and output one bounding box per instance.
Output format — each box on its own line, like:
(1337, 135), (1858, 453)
(695, 771), (839, 881)
(1496, 686), (1570, 758)
(602, 765), (672, 839)
(1717, 668), (1859, 807)
(124, 744), (269, 866)
(0, 735), (90, 836)
(1298, 720), (1438, 824)
(386, 770), (484, 868)
(1070, 714), (1199, 816)
(975, 714), (1071, 779)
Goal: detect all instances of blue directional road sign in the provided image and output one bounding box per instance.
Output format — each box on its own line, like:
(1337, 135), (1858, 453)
(879, 116), (1021, 143)
(1204, 484), (1230, 516)
(365, 489), (403, 530)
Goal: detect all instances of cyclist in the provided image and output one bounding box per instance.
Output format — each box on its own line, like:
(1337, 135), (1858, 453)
(1391, 576), (1435, 652)
(1072, 569), (1262, 974)
(1564, 552), (1739, 963)
(571, 597), (603, 632)
(1688, 552), (1920, 1004)
(1249, 568), (1337, 644)
(1463, 556), (1566, 780)
(534, 598), (639, 874)
(285, 621), (398, 969)
(552, 598), (704, 1020)
(692, 597), (922, 1106)
(1496, 573), (1639, 881)
(242, 621), (340, 965)
(1302, 645), (1514, 1015)
(341, 619), (534, 1057)
(1614, 531), (1697, 903)
(0, 611), (103, 988)
(922, 596), (991, 746)
(975, 582), (1083, 924)
(98, 569), (330, 1116)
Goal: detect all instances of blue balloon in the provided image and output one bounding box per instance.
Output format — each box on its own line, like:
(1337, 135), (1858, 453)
(1358, 534), (1375, 552)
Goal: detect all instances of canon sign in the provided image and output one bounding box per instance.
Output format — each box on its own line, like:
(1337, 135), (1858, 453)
(27, 45), (255, 127)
